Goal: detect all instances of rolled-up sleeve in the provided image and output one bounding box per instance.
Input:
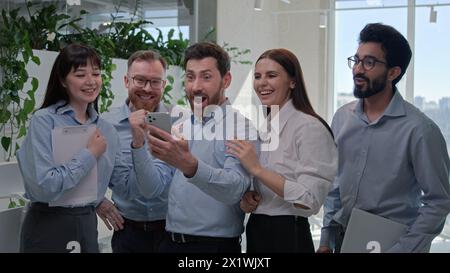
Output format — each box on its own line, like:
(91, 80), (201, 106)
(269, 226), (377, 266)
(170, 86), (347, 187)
(284, 122), (338, 216)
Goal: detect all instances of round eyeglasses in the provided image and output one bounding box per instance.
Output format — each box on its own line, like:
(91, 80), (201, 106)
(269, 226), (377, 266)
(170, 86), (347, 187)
(347, 56), (387, 71)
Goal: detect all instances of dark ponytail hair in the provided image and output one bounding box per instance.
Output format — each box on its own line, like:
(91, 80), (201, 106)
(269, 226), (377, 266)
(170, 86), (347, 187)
(40, 43), (101, 111)
(256, 48), (333, 137)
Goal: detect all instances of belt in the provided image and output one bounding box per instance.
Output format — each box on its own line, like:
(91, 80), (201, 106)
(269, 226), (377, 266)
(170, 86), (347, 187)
(124, 217), (166, 232)
(30, 202), (95, 215)
(170, 232), (240, 244)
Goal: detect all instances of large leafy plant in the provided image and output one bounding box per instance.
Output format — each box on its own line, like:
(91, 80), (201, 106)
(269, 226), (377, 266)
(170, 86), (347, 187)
(0, 5), (40, 161)
(0, 1), (251, 161)
(0, 2), (117, 160)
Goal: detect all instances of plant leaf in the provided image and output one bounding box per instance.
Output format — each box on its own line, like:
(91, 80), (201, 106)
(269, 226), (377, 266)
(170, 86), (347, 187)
(31, 77), (39, 92)
(1, 136), (11, 152)
(17, 125), (27, 138)
(31, 55), (40, 65)
(8, 200), (17, 209)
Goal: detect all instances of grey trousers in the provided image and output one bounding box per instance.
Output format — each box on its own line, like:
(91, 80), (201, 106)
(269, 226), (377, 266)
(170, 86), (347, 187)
(20, 202), (99, 253)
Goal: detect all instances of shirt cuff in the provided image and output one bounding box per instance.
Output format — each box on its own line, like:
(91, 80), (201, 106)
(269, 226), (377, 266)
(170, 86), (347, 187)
(187, 159), (212, 187)
(284, 179), (318, 215)
(79, 148), (96, 173)
(320, 226), (331, 247)
(131, 143), (151, 167)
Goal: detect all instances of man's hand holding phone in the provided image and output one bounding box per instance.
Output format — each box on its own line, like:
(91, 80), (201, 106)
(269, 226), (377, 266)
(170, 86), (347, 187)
(129, 109), (149, 149)
(147, 124), (198, 178)
(145, 112), (172, 134)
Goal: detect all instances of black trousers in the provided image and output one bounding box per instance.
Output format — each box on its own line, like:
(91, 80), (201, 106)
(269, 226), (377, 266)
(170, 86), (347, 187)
(245, 213), (314, 253)
(20, 202), (98, 253)
(158, 234), (241, 253)
(111, 218), (168, 253)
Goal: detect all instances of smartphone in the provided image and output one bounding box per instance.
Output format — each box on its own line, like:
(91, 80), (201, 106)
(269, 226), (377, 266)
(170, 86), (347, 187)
(146, 112), (172, 134)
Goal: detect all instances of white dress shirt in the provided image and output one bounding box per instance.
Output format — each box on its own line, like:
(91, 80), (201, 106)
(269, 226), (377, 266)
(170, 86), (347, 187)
(254, 99), (338, 217)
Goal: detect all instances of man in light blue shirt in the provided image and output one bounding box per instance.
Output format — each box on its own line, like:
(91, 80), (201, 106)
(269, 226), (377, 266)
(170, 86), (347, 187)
(319, 23), (450, 253)
(131, 42), (258, 253)
(96, 50), (172, 252)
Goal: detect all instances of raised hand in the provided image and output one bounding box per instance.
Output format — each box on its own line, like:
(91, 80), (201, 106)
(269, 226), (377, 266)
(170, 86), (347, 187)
(87, 128), (107, 158)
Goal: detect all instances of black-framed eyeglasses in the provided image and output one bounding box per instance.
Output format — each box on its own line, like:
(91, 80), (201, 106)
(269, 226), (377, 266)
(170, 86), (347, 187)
(347, 56), (387, 71)
(130, 76), (164, 89)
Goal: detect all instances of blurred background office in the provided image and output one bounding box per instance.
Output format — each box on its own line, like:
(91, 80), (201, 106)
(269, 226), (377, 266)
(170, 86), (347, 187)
(1, 0), (449, 252)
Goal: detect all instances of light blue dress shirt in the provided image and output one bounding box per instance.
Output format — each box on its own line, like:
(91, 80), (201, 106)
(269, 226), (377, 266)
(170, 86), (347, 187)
(17, 101), (140, 207)
(321, 91), (450, 252)
(101, 101), (170, 221)
(132, 100), (258, 237)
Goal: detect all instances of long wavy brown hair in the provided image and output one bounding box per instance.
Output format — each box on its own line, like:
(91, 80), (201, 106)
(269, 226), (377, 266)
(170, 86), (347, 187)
(256, 48), (333, 137)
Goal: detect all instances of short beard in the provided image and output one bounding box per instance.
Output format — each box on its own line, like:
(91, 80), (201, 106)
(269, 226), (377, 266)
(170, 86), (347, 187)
(130, 96), (158, 112)
(353, 71), (388, 99)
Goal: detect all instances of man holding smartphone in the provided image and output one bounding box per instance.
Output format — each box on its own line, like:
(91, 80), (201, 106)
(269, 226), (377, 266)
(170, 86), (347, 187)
(96, 50), (171, 253)
(131, 42), (258, 253)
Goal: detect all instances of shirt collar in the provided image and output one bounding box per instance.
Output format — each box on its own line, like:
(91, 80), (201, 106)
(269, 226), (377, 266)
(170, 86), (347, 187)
(266, 99), (296, 134)
(117, 101), (131, 122)
(353, 89), (406, 122)
(54, 100), (99, 123)
(381, 90), (406, 118)
(191, 98), (230, 125)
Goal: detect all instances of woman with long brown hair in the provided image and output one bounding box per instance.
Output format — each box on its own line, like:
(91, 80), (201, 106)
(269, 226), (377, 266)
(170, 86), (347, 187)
(227, 48), (337, 252)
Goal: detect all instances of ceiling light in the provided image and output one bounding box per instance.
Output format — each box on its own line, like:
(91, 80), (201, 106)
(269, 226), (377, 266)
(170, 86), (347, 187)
(429, 6), (437, 23)
(254, 0), (263, 11)
(66, 0), (81, 6)
(319, 13), (327, 28)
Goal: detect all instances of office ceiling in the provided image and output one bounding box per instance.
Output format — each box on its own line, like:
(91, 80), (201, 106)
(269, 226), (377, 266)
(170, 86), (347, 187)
(2, 0), (186, 13)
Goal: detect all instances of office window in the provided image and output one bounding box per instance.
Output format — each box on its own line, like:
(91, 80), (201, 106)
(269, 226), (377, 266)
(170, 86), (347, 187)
(334, 1), (407, 110)
(414, 3), (450, 251)
(413, 4), (450, 154)
(333, 0), (450, 252)
(0, 0), (191, 43)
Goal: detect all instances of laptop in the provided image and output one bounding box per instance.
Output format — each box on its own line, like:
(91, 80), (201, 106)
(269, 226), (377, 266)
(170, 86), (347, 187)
(340, 208), (408, 253)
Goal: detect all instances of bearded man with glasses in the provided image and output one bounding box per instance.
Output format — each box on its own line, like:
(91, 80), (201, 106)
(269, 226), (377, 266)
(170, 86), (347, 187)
(96, 50), (172, 253)
(318, 23), (450, 253)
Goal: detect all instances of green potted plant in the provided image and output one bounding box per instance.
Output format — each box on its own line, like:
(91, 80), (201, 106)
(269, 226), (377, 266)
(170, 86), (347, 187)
(0, 6), (40, 161)
(0, 1), (251, 162)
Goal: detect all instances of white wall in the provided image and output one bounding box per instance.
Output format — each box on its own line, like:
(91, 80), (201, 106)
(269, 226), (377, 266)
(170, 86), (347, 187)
(25, 50), (129, 110)
(217, 0), (331, 121)
(277, 0), (330, 119)
(216, 0), (278, 121)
